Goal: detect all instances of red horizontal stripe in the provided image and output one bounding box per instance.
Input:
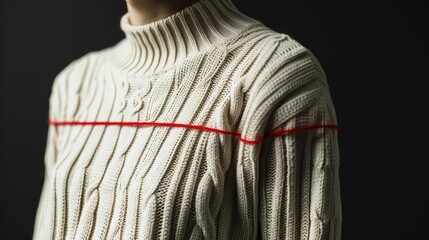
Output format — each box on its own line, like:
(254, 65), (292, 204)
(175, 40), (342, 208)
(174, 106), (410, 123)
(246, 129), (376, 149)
(47, 117), (341, 144)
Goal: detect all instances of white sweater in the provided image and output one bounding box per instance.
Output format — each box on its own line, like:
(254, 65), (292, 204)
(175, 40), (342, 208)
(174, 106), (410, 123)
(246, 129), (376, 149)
(32, 0), (342, 239)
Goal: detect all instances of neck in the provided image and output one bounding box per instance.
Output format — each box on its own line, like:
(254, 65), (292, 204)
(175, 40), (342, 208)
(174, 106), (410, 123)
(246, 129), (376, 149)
(126, 0), (200, 26)
(109, 0), (262, 78)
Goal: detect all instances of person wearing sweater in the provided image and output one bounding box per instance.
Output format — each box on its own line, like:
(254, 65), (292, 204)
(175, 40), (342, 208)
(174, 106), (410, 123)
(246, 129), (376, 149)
(32, 0), (342, 239)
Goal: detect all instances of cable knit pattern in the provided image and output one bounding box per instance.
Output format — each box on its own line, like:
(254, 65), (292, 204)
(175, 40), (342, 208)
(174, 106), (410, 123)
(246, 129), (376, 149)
(32, 0), (342, 239)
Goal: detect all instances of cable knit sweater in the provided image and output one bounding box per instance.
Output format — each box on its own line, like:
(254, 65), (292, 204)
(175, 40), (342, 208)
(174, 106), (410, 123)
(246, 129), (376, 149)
(32, 0), (342, 239)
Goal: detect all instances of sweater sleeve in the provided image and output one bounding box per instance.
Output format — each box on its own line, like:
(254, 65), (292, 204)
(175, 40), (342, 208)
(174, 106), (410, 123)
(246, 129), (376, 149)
(43, 72), (65, 180)
(33, 71), (65, 238)
(257, 48), (342, 239)
(42, 55), (81, 179)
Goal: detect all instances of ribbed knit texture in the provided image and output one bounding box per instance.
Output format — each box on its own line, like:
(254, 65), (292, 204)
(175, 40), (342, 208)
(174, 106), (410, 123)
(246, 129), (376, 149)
(32, 0), (342, 239)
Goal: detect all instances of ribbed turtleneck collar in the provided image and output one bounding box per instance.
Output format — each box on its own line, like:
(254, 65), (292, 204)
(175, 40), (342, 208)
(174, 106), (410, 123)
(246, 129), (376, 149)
(108, 0), (262, 78)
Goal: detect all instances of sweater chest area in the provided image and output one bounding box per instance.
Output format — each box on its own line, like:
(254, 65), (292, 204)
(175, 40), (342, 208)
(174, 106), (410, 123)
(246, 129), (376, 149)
(47, 45), (256, 237)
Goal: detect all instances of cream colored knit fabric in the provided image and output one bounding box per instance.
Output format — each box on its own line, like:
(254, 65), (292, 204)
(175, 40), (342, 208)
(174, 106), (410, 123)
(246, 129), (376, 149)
(32, 0), (342, 239)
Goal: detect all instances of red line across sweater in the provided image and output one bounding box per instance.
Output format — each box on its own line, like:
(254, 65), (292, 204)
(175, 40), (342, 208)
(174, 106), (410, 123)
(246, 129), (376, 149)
(47, 117), (342, 144)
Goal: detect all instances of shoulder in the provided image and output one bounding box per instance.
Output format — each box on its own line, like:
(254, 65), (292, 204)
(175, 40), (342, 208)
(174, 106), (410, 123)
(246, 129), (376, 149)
(235, 26), (332, 140)
(227, 23), (328, 94)
(52, 48), (109, 89)
(245, 33), (328, 102)
(48, 48), (109, 121)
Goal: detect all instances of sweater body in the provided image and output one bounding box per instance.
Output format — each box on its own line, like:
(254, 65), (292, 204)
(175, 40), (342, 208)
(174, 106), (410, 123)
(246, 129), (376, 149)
(33, 0), (342, 239)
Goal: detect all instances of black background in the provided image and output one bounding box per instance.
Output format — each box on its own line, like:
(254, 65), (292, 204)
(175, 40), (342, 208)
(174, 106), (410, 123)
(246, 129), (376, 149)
(1, 1), (427, 239)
